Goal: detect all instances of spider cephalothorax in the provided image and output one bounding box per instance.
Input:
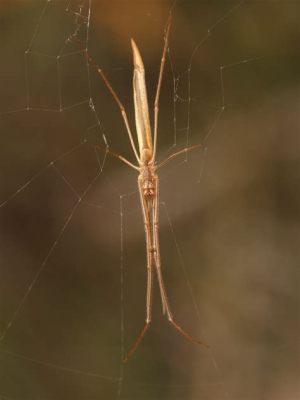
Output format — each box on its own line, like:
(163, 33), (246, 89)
(139, 166), (156, 199)
(143, 179), (156, 198)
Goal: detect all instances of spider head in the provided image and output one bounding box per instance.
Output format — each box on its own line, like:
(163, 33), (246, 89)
(143, 181), (155, 198)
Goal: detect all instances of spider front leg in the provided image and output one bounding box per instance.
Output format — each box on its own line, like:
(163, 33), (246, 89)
(152, 177), (209, 348)
(123, 177), (154, 362)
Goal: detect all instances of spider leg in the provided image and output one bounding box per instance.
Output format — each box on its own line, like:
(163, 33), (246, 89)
(152, 177), (209, 348)
(157, 143), (203, 170)
(72, 36), (140, 164)
(94, 144), (139, 171)
(123, 178), (154, 362)
(152, 14), (172, 162)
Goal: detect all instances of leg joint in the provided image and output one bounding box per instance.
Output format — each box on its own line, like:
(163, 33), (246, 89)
(149, 246), (157, 254)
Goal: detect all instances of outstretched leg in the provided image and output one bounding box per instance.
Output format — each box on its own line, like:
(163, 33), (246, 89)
(152, 176), (209, 348)
(123, 178), (154, 362)
(152, 15), (172, 161)
(94, 144), (139, 171)
(72, 36), (140, 164)
(157, 143), (203, 170)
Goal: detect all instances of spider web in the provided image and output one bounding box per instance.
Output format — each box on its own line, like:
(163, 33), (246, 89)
(1, 1), (300, 399)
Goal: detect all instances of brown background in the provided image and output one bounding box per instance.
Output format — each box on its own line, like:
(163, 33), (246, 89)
(0, 1), (300, 399)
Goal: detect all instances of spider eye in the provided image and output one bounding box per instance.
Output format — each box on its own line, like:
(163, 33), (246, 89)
(144, 188), (154, 197)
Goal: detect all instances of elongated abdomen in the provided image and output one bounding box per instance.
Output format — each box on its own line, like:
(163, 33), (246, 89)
(131, 39), (153, 163)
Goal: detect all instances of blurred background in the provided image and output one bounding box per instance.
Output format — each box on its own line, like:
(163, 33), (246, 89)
(0, 1), (300, 399)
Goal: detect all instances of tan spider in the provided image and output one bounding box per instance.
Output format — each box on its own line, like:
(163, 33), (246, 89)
(78, 16), (208, 361)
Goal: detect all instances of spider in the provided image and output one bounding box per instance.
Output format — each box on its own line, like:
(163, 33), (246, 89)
(78, 15), (208, 362)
